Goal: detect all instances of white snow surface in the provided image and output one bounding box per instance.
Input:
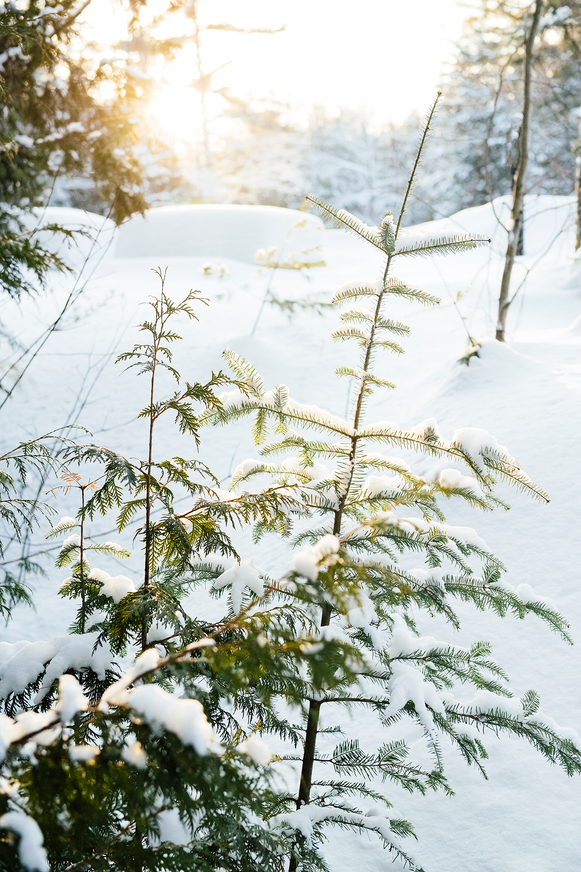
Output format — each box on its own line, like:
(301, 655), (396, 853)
(450, 426), (512, 474)
(2, 195), (581, 870)
(293, 534), (340, 581)
(121, 740), (147, 769)
(383, 661), (445, 731)
(69, 744), (100, 762)
(238, 734), (272, 766)
(0, 711), (61, 762)
(101, 648), (160, 707)
(97, 649), (212, 754)
(361, 473), (405, 498)
(91, 568), (136, 603)
(213, 558), (265, 613)
(114, 204), (324, 263)
(437, 467), (483, 496)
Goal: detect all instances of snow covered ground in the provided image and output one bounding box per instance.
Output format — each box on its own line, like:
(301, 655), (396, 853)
(1, 194), (580, 871)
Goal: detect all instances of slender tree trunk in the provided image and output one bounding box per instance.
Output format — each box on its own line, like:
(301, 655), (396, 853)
(496, 0), (543, 342)
(294, 604), (331, 803)
(575, 89), (581, 252)
(191, 9), (211, 169)
(142, 306), (164, 651)
(79, 486), (86, 634)
(141, 400), (154, 652)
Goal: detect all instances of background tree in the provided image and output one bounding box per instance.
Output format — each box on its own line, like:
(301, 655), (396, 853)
(431, 1), (580, 218)
(304, 109), (432, 224)
(0, 0), (156, 296)
(496, 0), (543, 341)
(0, 0), (290, 297)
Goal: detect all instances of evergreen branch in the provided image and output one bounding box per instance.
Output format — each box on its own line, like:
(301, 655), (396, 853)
(45, 517), (80, 539)
(223, 349), (265, 398)
(332, 283), (382, 305)
(339, 309), (372, 325)
(394, 235), (491, 258)
(383, 278), (440, 306)
(481, 456), (550, 503)
(198, 391), (354, 440)
(374, 318), (410, 336)
(356, 424), (548, 501)
(304, 196), (387, 253)
(260, 435), (350, 461)
(331, 326), (369, 344)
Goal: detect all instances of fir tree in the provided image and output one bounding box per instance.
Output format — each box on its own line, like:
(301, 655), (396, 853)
(197, 94), (581, 870)
(433, 0), (581, 217)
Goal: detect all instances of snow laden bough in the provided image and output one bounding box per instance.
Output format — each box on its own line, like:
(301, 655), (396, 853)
(0, 567), (382, 872)
(195, 95), (579, 872)
(0, 647), (283, 872)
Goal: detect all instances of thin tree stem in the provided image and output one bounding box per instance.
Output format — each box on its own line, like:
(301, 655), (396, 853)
(80, 486), (86, 634)
(395, 92), (441, 238)
(142, 281), (167, 650)
(575, 85), (581, 252)
(496, 0), (543, 341)
(289, 101), (440, 871)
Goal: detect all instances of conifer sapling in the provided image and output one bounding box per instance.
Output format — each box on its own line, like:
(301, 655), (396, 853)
(197, 92), (581, 871)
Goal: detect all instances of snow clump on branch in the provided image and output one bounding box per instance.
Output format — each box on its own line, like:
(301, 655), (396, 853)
(293, 534), (340, 581)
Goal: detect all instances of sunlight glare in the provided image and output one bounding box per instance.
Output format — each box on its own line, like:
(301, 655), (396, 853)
(148, 85), (205, 142)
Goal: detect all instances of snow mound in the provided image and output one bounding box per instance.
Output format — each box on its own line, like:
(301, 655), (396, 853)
(113, 204), (324, 263)
(407, 194), (575, 262)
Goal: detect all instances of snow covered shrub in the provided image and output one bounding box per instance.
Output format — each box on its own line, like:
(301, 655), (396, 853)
(0, 275), (377, 872)
(1, 97), (581, 872)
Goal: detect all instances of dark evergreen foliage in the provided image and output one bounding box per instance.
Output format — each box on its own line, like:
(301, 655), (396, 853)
(0, 0), (160, 297)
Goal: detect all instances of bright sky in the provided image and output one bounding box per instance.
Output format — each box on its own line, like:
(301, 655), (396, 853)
(198, 0), (468, 123)
(87, 0), (469, 139)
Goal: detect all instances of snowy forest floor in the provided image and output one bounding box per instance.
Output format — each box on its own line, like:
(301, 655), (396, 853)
(1, 193), (580, 871)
